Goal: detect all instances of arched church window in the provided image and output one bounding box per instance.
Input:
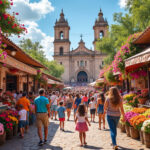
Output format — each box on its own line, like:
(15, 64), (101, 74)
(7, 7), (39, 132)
(99, 31), (104, 39)
(60, 31), (64, 40)
(59, 47), (63, 56)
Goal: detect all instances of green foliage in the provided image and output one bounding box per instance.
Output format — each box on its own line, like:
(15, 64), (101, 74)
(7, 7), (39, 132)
(96, 0), (150, 66)
(19, 39), (64, 78)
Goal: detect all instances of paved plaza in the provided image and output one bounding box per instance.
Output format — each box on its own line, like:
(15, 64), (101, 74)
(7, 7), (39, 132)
(0, 112), (149, 150)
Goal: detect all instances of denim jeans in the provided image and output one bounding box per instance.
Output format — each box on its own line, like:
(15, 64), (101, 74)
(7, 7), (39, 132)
(107, 115), (120, 146)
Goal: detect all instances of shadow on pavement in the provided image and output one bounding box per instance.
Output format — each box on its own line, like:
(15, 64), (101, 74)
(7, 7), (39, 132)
(39, 144), (62, 150)
(84, 145), (103, 149)
(63, 130), (74, 133)
(118, 146), (136, 150)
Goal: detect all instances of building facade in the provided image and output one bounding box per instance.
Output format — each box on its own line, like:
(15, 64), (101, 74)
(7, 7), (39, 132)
(54, 9), (108, 84)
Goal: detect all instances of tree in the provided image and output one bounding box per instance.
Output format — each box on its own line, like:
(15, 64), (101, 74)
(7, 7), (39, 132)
(19, 39), (64, 78)
(96, 0), (150, 66)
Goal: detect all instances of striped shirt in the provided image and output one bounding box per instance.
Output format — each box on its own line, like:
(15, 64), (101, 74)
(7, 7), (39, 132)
(107, 98), (121, 117)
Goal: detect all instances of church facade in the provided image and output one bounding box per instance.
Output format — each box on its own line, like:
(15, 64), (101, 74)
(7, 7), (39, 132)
(53, 9), (108, 84)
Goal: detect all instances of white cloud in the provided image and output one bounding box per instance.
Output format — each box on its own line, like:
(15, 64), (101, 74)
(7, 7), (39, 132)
(11, 0), (54, 23)
(9, 0), (54, 60)
(119, 0), (128, 8)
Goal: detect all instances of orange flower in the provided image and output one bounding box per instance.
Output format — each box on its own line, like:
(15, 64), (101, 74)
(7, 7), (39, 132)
(132, 108), (147, 114)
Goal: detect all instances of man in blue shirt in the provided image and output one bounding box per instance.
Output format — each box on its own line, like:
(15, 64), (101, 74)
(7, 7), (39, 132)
(57, 102), (66, 131)
(34, 88), (50, 146)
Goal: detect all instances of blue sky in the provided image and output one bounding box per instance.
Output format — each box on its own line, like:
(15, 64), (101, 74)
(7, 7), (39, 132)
(11, 0), (127, 60)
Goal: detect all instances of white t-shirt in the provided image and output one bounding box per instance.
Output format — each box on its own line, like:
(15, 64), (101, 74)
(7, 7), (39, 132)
(89, 101), (96, 109)
(50, 95), (58, 105)
(77, 114), (87, 123)
(19, 109), (27, 121)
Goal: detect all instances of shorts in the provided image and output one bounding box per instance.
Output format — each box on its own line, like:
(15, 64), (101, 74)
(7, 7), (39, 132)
(36, 113), (49, 128)
(97, 104), (104, 114)
(66, 103), (72, 109)
(90, 109), (96, 114)
(26, 111), (29, 126)
(84, 102), (88, 107)
(51, 105), (57, 111)
(19, 120), (26, 128)
(59, 118), (65, 121)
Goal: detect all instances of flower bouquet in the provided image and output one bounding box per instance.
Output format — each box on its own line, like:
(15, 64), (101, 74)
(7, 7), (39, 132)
(141, 120), (150, 148)
(142, 109), (150, 117)
(123, 93), (137, 106)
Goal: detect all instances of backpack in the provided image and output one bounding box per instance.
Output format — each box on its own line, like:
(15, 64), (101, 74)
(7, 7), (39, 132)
(0, 123), (4, 135)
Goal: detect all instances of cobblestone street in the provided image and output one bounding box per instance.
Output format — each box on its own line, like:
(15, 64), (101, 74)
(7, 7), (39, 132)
(0, 112), (149, 150)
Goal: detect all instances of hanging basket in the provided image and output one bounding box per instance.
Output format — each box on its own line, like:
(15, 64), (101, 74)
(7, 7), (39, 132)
(138, 98), (147, 104)
(129, 126), (139, 139)
(6, 130), (13, 140)
(125, 124), (130, 137)
(143, 132), (150, 148)
(13, 124), (18, 136)
(139, 131), (144, 144)
(120, 124), (126, 133)
(0, 132), (6, 145)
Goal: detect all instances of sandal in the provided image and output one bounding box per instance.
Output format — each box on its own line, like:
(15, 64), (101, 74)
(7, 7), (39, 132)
(113, 145), (118, 150)
(84, 142), (87, 145)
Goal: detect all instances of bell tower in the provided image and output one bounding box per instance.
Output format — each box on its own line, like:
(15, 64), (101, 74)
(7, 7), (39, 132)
(93, 9), (108, 50)
(54, 9), (70, 56)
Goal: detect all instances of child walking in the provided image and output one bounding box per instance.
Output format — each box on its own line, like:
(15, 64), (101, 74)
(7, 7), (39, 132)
(97, 93), (105, 130)
(75, 104), (91, 147)
(57, 102), (66, 131)
(18, 104), (27, 138)
(89, 97), (96, 122)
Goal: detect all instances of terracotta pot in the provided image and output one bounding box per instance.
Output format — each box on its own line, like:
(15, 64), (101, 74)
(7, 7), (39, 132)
(139, 131), (144, 144)
(129, 126), (139, 139)
(138, 98), (147, 104)
(143, 132), (150, 148)
(13, 125), (18, 136)
(6, 130), (13, 140)
(0, 132), (6, 145)
(125, 124), (130, 137)
(120, 124), (126, 133)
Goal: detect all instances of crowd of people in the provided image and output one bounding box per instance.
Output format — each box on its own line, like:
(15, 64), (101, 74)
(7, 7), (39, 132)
(0, 86), (125, 150)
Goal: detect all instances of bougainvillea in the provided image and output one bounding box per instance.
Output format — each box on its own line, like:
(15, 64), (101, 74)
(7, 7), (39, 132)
(129, 68), (147, 79)
(0, 0), (27, 60)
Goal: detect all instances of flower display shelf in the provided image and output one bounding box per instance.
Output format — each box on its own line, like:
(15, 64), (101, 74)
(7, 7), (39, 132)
(6, 130), (13, 140)
(139, 131), (144, 144)
(125, 124), (130, 137)
(0, 132), (6, 145)
(138, 98), (147, 105)
(129, 127), (139, 139)
(143, 132), (150, 148)
(13, 125), (18, 136)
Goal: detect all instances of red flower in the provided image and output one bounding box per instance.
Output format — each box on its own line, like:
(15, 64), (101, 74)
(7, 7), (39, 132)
(10, 2), (13, 5)
(16, 13), (19, 15)
(8, 21), (11, 24)
(3, 14), (8, 20)
(0, 1), (2, 4)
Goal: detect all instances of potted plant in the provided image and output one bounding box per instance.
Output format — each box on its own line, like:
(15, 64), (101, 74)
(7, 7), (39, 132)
(129, 115), (147, 140)
(141, 120), (150, 148)
(125, 111), (139, 137)
(0, 123), (6, 145)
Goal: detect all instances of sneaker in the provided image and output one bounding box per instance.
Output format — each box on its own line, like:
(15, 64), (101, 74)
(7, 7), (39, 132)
(38, 140), (43, 146)
(44, 139), (47, 144)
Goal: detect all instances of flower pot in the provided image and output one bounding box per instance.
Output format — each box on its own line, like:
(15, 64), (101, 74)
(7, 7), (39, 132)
(139, 131), (144, 144)
(13, 124), (18, 136)
(125, 124), (130, 137)
(0, 132), (6, 145)
(120, 124), (126, 133)
(143, 132), (150, 148)
(138, 98), (147, 104)
(129, 126), (139, 139)
(6, 130), (13, 140)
